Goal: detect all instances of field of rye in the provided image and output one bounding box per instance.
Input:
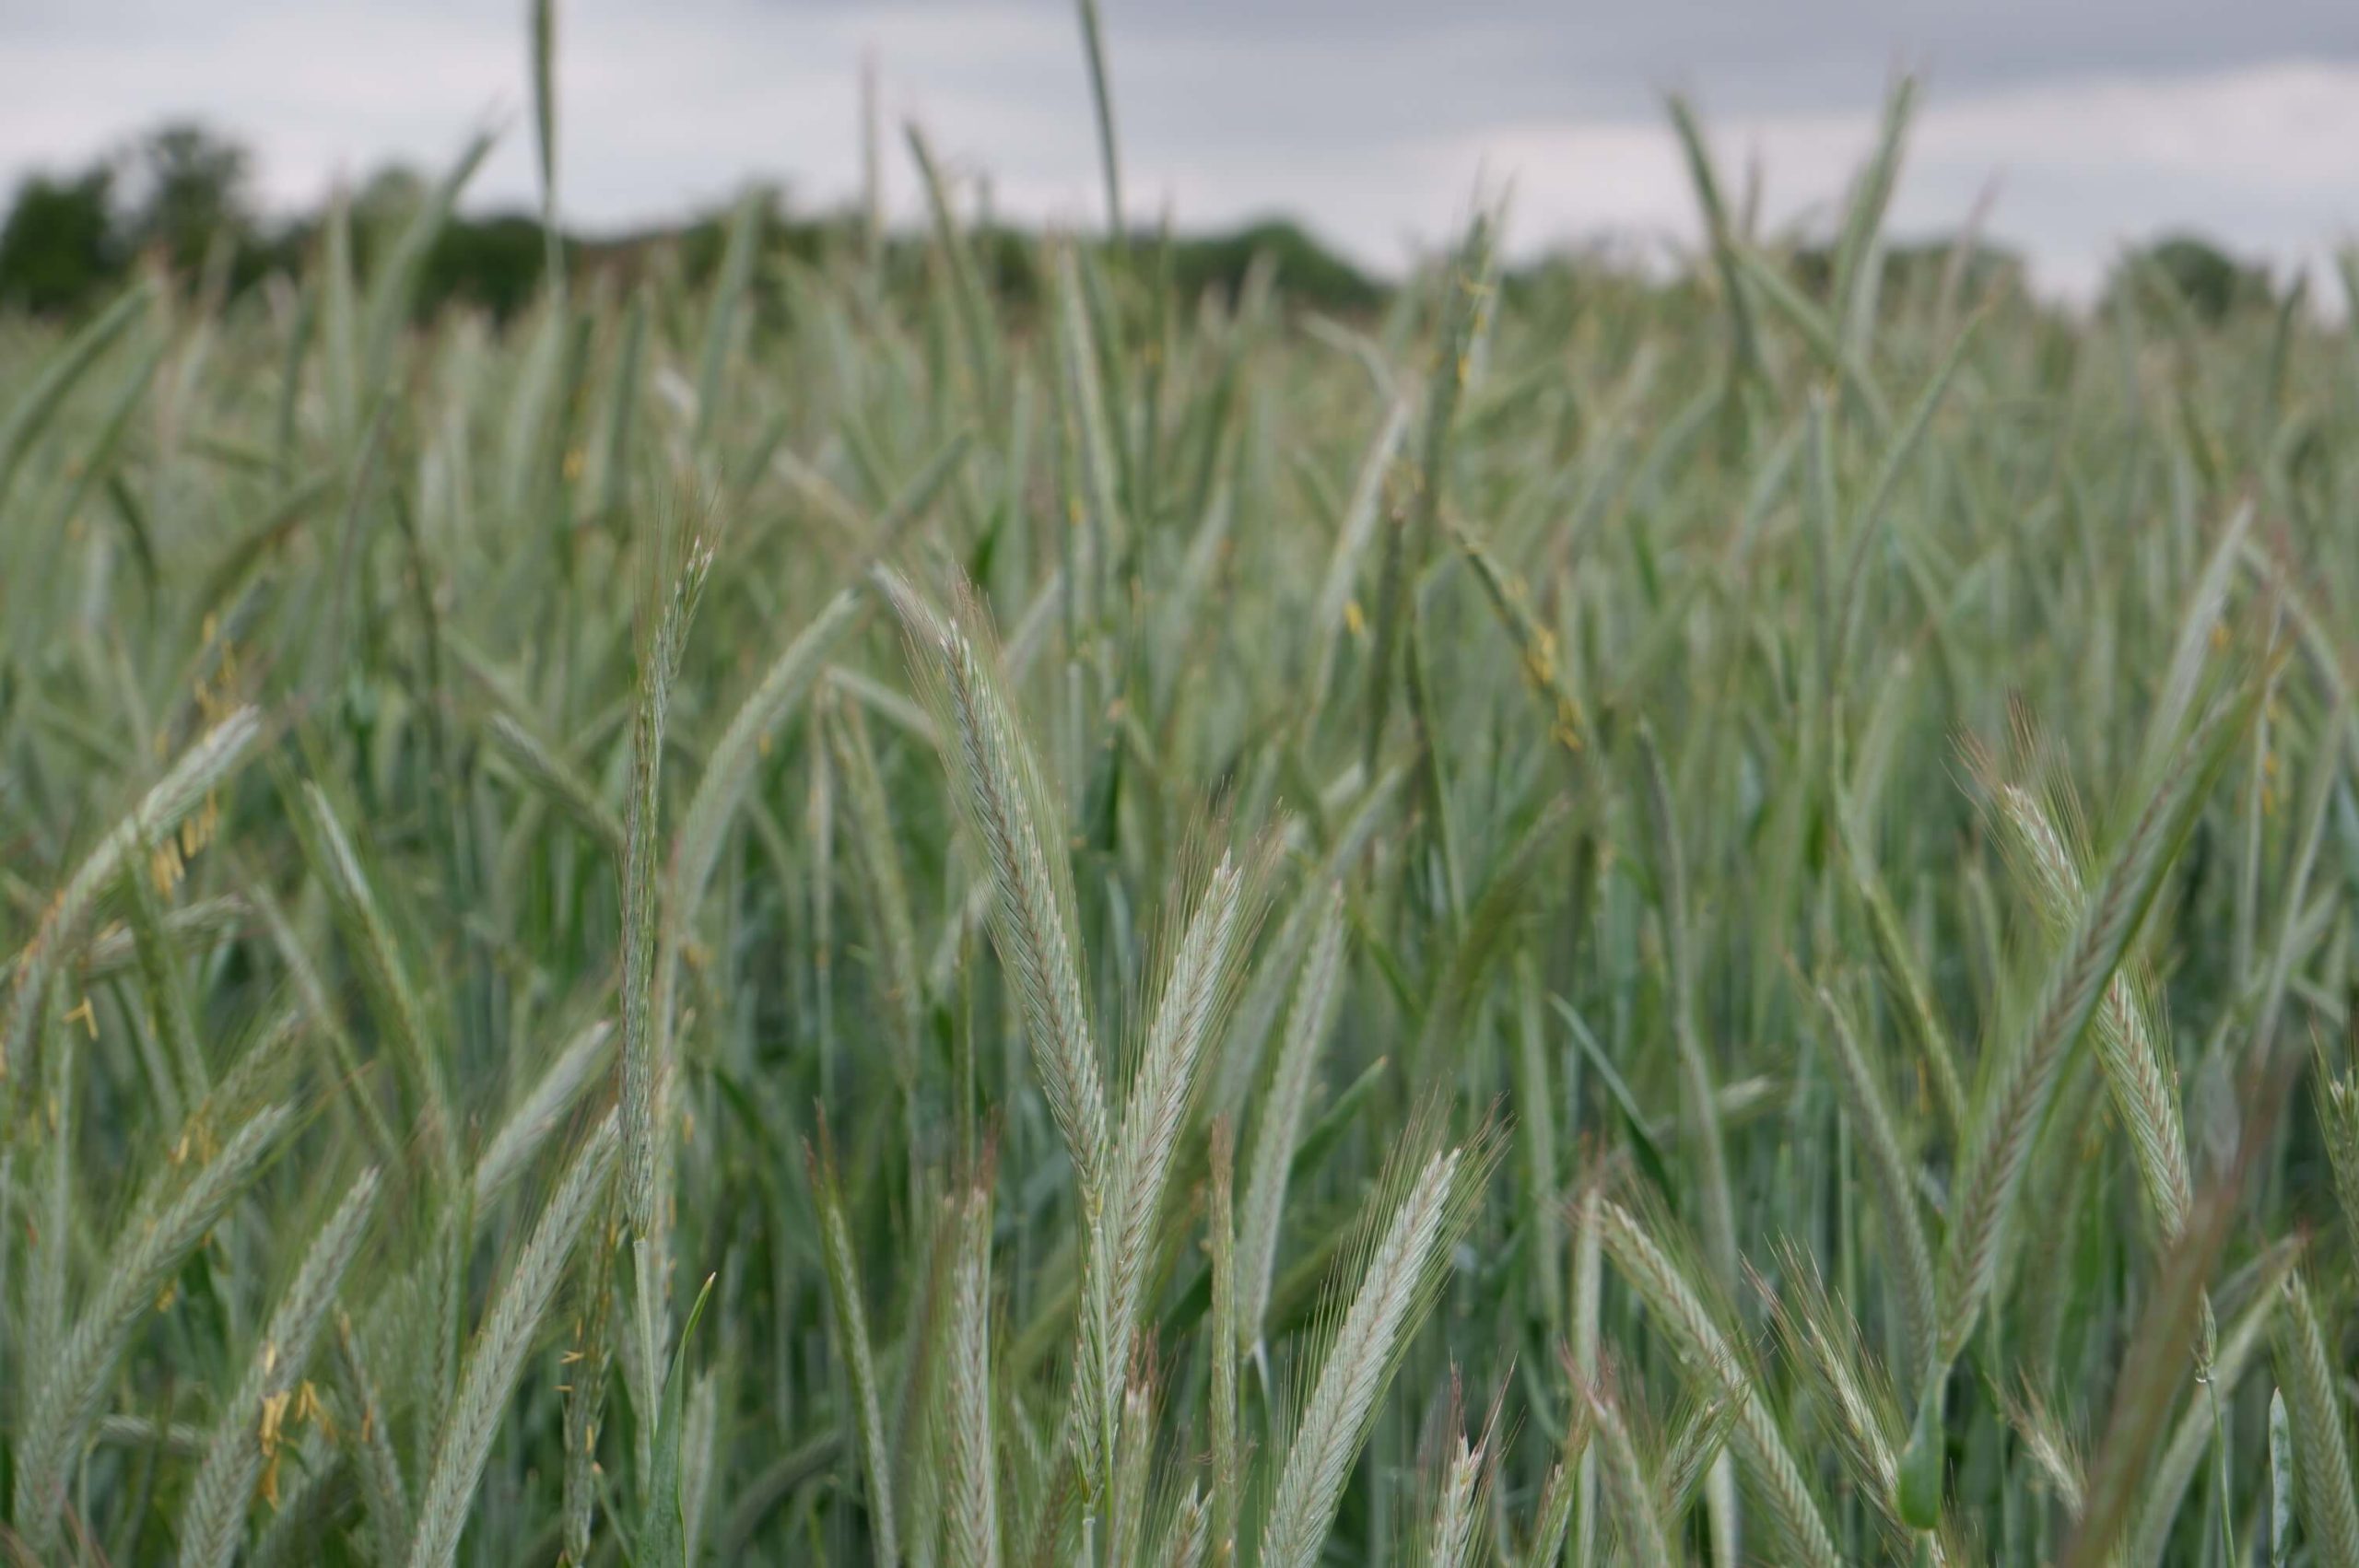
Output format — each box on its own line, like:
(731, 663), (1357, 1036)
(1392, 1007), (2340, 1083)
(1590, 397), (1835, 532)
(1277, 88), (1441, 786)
(4, 16), (2359, 1567)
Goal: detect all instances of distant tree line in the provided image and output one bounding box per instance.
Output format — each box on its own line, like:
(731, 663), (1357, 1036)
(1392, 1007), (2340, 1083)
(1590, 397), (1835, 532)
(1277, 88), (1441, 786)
(0, 120), (1394, 323)
(0, 118), (2290, 326)
(0, 124), (268, 312)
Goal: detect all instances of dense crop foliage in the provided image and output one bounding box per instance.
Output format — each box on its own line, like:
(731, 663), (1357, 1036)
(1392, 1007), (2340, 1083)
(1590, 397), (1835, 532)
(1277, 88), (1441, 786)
(4, 44), (2359, 1567)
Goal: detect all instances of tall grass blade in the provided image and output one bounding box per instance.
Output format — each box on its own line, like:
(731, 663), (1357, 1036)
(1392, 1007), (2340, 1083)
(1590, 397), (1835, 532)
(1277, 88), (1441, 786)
(1072, 0), (1125, 238)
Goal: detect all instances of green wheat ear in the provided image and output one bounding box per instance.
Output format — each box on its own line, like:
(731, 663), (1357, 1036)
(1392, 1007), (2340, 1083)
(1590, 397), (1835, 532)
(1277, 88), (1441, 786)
(1942, 677), (2258, 1363)
(4, 703), (264, 1082)
(338, 1307), (413, 1567)
(945, 1156), (1000, 1568)
(15, 1103), (293, 1559)
(179, 1165), (382, 1568)
(1238, 884), (1345, 1348)
(1593, 1195), (1842, 1568)
(809, 1120), (900, 1568)
(890, 574), (1109, 1203)
(1575, 1361), (1677, 1568)
(9, 15), (2359, 1562)
(2316, 1042), (2359, 1246)
(2273, 1273), (2359, 1568)
(1258, 1121), (1497, 1568)
(1813, 980), (1937, 1383)
(408, 1115), (618, 1568)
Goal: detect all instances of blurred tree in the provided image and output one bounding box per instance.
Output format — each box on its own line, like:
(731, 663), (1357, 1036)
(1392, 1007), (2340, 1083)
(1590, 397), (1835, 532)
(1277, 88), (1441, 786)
(0, 167), (123, 314)
(353, 165), (428, 256)
(1886, 238), (2025, 298)
(0, 122), (1414, 325)
(425, 215), (551, 322)
(124, 122), (255, 278)
(1788, 236), (2025, 313)
(2113, 233), (2273, 323)
(1162, 218), (1381, 313)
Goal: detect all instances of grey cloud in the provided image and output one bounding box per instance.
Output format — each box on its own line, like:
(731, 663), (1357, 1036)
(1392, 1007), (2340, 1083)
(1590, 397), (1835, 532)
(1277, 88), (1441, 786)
(802, 0), (2359, 174)
(804, 0), (2359, 109)
(4, 0), (2358, 298)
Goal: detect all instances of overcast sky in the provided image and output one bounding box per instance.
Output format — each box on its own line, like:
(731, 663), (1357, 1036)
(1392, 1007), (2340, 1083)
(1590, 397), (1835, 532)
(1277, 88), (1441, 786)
(4, 0), (2357, 299)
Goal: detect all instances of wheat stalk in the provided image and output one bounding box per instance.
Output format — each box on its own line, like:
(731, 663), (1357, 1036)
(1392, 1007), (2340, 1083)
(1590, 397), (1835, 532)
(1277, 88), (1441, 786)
(299, 778), (460, 1178)
(616, 523), (712, 1471)
(25, 985), (76, 1422)
(1424, 1389), (1496, 1568)
(1207, 1117), (1241, 1563)
(1577, 1365), (1676, 1568)
(179, 1165), (381, 1568)
(1081, 849), (1252, 1490)
(2133, 1243), (2295, 1563)
(1258, 1136), (1486, 1568)
(562, 1186), (620, 1567)
(1760, 1246), (1958, 1562)
(1635, 725), (1737, 1291)
(1569, 1185), (1603, 1568)
(2272, 1272), (2359, 1568)
(1942, 683), (2253, 1361)
(2316, 1047), (2359, 1246)
(2274, 1386), (2297, 1568)
(810, 1123), (900, 1567)
(1309, 395), (1414, 704)
(1236, 883), (1345, 1344)
(246, 1430), (346, 1568)
(407, 1112), (618, 1568)
(1594, 1197), (1841, 1568)
(2001, 1383), (2089, 1518)
(945, 1170), (999, 1568)
(1108, 1352), (1158, 1568)
(668, 584), (865, 935)
(1813, 981), (1937, 1379)
(891, 576), (1109, 1204)
(119, 819), (209, 1111)
(1989, 778), (2193, 1241)
(1522, 1393), (1592, 1568)
(1211, 767), (1404, 1120)
(826, 691), (927, 1100)
(0, 892), (244, 990)
(484, 709), (626, 854)
(336, 1308), (414, 1568)
(13, 1103), (292, 1558)
(1158, 1484), (1210, 1568)
(1834, 792), (1969, 1140)
(3, 704), (263, 1082)
(474, 1017), (613, 1206)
